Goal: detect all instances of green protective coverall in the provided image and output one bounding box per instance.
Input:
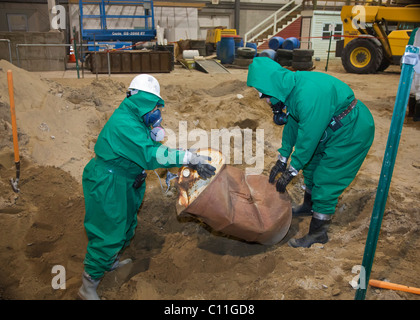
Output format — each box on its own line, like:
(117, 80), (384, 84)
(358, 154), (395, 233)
(247, 57), (375, 215)
(82, 91), (187, 280)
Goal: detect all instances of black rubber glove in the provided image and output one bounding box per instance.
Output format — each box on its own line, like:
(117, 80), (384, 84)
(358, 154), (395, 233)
(133, 170), (147, 189)
(187, 154), (216, 180)
(269, 156), (287, 184)
(276, 166), (298, 193)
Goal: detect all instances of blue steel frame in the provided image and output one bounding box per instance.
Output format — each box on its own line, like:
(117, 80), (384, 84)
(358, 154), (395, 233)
(79, 0), (156, 42)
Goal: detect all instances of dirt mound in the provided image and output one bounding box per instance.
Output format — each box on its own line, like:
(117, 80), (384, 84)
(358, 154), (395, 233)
(0, 158), (86, 299)
(0, 60), (111, 181)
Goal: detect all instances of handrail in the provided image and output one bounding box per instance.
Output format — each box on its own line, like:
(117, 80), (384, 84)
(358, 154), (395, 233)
(0, 39), (13, 63)
(244, 0), (301, 45)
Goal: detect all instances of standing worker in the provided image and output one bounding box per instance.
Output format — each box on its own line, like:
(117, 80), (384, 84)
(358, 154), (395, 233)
(79, 74), (216, 300)
(247, 57), (375, 248)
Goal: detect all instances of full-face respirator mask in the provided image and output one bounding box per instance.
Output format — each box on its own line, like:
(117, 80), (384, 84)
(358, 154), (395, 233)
(271, 101), (289, 126)
(143, 107), (165, 142)
(127, 90), (165, 142)
(259, 92), (289, 126)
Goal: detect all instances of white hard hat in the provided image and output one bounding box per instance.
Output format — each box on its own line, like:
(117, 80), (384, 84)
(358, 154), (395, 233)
(128, 74), (162, 99)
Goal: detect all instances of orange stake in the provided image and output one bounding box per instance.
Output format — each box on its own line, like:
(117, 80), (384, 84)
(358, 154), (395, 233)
(7, 70), (20, 193)
(369, 279), (420, 295)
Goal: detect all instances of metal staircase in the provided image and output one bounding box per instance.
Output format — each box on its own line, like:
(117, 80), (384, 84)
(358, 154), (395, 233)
(244, 0), (303, 47)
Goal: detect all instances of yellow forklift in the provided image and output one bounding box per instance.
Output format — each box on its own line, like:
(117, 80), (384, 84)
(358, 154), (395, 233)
(336, 5), (420, 73)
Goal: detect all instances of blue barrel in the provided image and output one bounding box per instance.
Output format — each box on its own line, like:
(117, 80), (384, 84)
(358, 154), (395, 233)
(234, 36), (244, 57)
(245, 42), (258, 57)
(259, 49), (276, 60)
(268, 37), (284, 50)
(282, 37), (300, 50)
(218, 35), (235, 64)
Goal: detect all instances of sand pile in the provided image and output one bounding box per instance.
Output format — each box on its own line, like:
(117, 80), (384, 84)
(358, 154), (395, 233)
(0, 60), (116, 181)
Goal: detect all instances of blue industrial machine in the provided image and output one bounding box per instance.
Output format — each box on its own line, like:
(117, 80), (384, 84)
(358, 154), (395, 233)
(77, 0), (174, 74)
(79, 0), (156, 45)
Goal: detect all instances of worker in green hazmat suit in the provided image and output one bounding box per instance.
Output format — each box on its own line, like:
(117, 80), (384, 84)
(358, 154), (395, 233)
(78, 74), (216, 300)
(247, 57), (375, 248)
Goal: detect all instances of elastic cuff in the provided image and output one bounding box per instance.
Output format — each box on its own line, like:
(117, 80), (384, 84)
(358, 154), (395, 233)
(182, 150), (192, 165)
(289, 165), (298, 176)
(278, 154), (288, 163)
(313, 212), (332, 221)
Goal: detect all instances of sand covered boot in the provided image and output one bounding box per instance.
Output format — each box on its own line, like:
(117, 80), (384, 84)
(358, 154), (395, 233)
(78, 271), (101, 300)
(292, 189), (313, 217)
(288, 212), (331, 248)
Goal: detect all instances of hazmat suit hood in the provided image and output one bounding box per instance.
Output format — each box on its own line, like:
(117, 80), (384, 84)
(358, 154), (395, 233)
(246, 56), (361, 175)
(93, 86), (186, 172)
(122, 91), (165, 123)
(247, 57), (296, 104)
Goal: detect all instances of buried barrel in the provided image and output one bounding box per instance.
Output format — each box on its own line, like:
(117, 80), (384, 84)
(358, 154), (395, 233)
(268, 36), (284, 50)
(175, 148), (292, 245)
(218, 35), (235, 64)
(282, 37), (300, 50)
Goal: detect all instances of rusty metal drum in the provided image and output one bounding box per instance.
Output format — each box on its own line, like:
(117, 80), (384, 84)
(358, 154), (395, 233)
(175, 148), (292, 245)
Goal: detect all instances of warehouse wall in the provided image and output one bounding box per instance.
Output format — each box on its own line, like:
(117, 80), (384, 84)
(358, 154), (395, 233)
(0, 30), (66, 71)
(1, 1), (290, 43)
(69, 1), (285, 42)
(0, 2), (49, 32)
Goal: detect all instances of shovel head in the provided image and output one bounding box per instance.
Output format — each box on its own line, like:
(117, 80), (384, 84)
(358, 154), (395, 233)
(10, 161), (20, 193)
(10, 178), (19, 193)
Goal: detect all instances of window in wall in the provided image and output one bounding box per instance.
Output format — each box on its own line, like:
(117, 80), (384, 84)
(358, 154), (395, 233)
(7, 14), (28, 32)
(322, 23), (342, 40)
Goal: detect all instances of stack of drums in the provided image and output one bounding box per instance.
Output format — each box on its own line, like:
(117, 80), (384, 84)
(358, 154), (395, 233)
(282, 37), (300, 50)
(268, 37), (284, 50)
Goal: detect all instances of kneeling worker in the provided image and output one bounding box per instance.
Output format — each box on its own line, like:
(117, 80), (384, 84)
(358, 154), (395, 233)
(79, 74), (216, 299)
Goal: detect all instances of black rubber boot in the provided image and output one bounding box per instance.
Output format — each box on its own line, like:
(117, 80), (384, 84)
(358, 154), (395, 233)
(292, 189), (313, 217)
(288, 213), (332, 248)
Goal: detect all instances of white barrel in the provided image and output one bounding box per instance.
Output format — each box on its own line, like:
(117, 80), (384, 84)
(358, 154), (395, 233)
(182, 50), (200, 59)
